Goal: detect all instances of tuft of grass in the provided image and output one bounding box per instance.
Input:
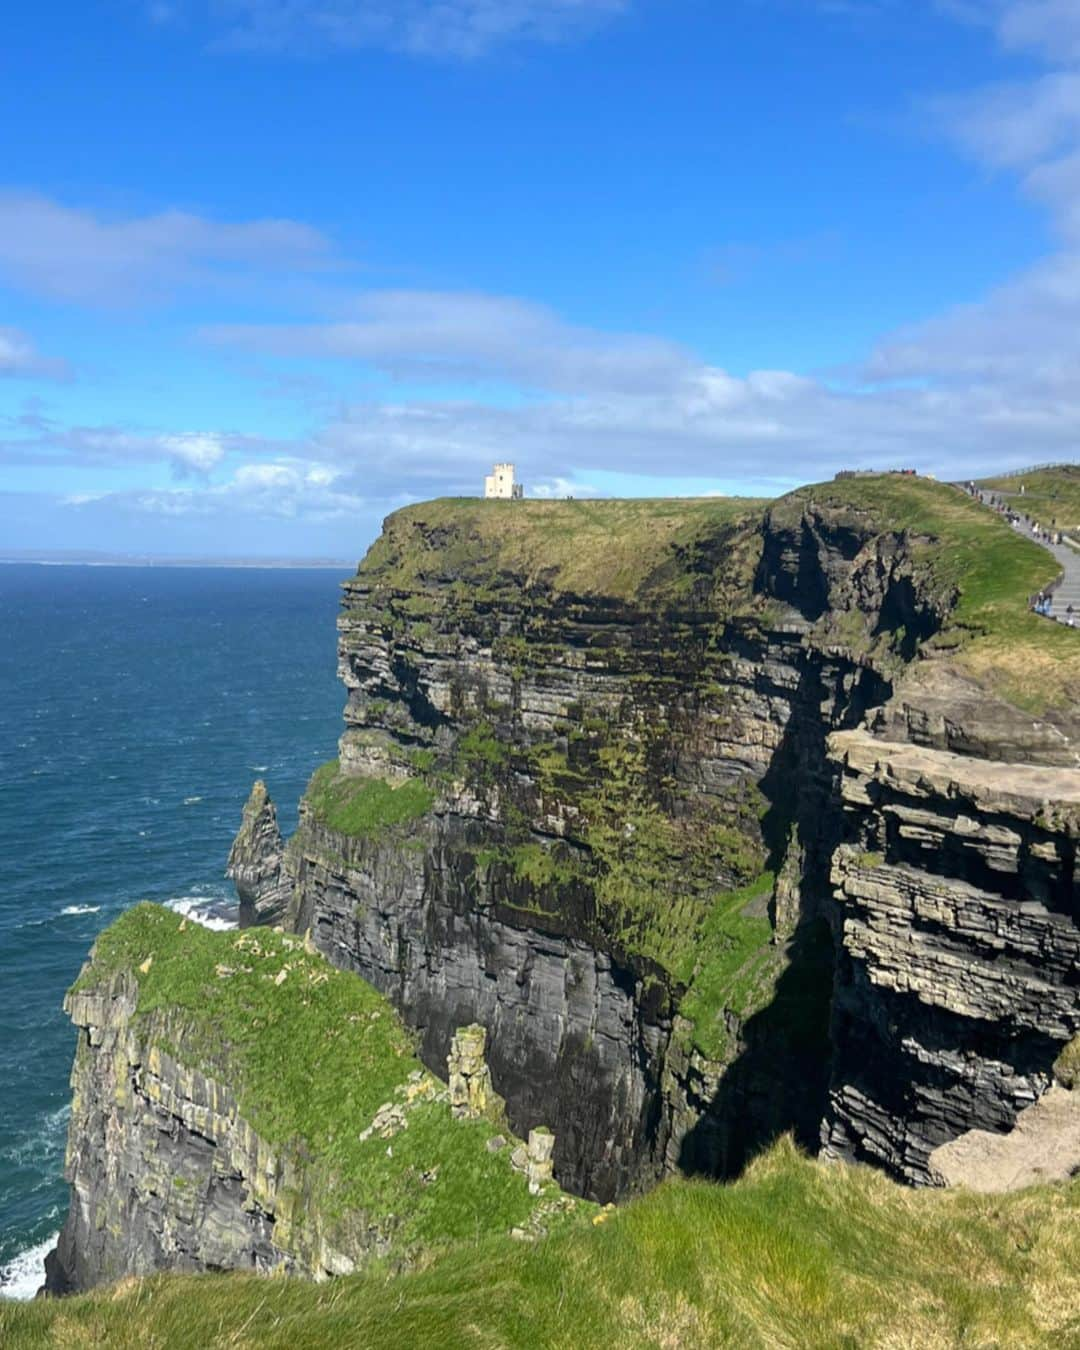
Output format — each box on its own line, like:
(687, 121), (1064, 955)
(7, 1136), (1079, 1348)
(455, 721), (509, 776)
(1053, 1034), (1080, 1090)
(304, 759), (434, 838)
(69, 904), (557, 1252)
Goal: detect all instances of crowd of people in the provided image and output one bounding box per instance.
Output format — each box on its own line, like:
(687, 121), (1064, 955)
(962, 480), (1075, 625)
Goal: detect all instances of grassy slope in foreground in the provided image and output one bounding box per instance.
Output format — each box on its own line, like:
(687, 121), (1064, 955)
(356, 495), (768, 602)
(70, 904), (574, 1248)
(776, 474), (1080, 711)
(7, 1137), (1078, 1349)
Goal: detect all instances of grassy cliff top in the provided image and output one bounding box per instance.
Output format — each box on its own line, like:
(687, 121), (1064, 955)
(72, 905), (567, 1249)
(8, 1135), (1078, 1348)
(351, 477), (1079, 707)
(354, 496), (767, 602)
(770, 474), (1056, 620)
(979, 464), (1080, 528)
(772, 474), (1080, 708)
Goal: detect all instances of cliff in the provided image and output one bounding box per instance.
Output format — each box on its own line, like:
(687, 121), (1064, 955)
(251, 479), (1078, 1201)
(44, 904), (586, 1295)
(43, 475), (1080, 1303)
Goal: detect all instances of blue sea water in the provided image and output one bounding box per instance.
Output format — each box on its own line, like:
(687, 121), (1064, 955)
(0, 563), (350, 1298)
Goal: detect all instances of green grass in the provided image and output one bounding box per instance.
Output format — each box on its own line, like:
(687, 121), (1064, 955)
(675, 874), (777, 1060)
(979, 464), (1080, 529)
(304, 759), (434, 837)
(455, 721), (509, 773)
(70, 905), (564, 1252)
(356, 477), (1080, 710)
(8, 1136), (1078, 1348)
(773, 474), (1080, 709)
(354, 495), (767, 603)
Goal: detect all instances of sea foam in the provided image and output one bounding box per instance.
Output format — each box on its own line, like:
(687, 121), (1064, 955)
(166, 894), (238, 932)
(0, 1232), (58, 1301)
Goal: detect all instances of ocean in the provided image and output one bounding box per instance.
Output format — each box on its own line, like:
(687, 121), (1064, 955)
(0, 563), (350, 1298)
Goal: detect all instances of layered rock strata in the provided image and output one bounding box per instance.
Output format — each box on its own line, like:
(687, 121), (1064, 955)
(226, 780), (291, 927)
(45, 974), (370, 1294)
(263, 498), (972, 1200)
(265, 495), (1077, 1199)
(822, 731), (1080, 1181)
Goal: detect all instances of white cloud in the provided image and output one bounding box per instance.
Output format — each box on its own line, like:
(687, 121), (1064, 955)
(98, 457), (367, 520)
(950, 0), (1080, 63)
(198, 0), (627, 58)
(1, 416), (239, 477)
(0, 326), (70, 380)
(0, 194), (335, 305)
(856, 1), (1080, 462)
(206, 290), (690, 395)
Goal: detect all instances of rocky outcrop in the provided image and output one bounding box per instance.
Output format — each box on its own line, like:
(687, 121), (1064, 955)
(226, 780), (291, 926)
(822, 730), (1080, 1182)
(447, 1025), (502, 1122)
(45, 973), (373, 1294)
(44, 903), (573, 1297)
(928, 1085), (1080, 1192)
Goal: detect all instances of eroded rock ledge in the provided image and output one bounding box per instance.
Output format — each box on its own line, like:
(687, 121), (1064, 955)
(823, 731), (1079, 1181)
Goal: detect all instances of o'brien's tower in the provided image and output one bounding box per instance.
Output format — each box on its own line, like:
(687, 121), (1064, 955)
(483, 463), (524, 500)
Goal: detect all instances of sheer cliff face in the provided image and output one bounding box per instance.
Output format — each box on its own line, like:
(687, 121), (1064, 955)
(271, 492), (1077, 1204)
(269, 492), (1080, 1202)
(48, 975), (366, 1294)
(823, 731), (1080, 1182)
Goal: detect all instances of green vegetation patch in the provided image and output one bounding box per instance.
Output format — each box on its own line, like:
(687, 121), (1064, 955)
(454, 720), (509, 777)
(8, 1136), (1079, 1349)
(980, 464), (1080, 529)
(305, 759), (434, 838)
(355, 495), (767, 605)
(674, 874), (777, 1060)
(777, 474), (1080, 710)
(569, 735), (767, 984)
(71, 904), (553, 1252)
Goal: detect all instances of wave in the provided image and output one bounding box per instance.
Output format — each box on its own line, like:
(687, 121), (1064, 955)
(0, 1104), (70, 1169)
(60, 904), (101, 916)
(166, 894), (238, 932)
(182, 795), (204, 805)
(0, 1232), (57, 1301)
(250, 765), (268, 772)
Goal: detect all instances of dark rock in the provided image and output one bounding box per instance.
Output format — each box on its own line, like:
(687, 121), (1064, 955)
(226, 780), (291, 926)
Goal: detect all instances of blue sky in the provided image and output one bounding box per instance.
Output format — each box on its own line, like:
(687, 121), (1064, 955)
(3, 0), (1080, 558)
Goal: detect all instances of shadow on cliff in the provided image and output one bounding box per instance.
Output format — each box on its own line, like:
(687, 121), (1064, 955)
(674, 623), (891, 1183)
(677, 917), (836, 1179)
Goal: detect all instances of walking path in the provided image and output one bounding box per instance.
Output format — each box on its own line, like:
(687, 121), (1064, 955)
(974, 489), (1080, 626)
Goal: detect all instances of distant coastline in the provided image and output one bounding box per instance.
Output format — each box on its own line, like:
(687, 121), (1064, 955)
(0, 551), (356, 570)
